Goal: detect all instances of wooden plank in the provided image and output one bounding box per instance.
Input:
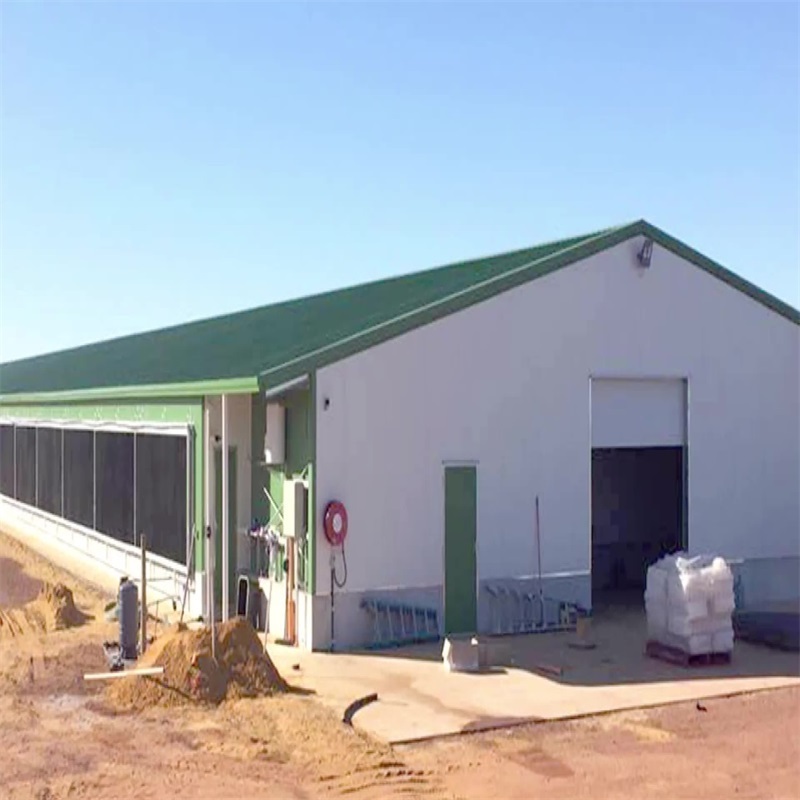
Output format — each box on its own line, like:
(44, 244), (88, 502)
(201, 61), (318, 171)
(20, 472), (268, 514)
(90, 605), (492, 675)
(533, 662), (563, 677)
(84, 666), (164, 682)
(645, 640), (732, 668)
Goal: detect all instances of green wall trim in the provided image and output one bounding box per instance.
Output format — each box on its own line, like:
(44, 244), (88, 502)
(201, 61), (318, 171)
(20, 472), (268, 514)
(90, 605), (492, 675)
(0, 398), (206, 572)
(0, 376), (259, 405)
(249, 384), (315, 591)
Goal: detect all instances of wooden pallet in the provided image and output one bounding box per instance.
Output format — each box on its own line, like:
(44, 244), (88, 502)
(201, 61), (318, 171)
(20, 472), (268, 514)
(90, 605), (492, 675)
(645, 640), (732, 668)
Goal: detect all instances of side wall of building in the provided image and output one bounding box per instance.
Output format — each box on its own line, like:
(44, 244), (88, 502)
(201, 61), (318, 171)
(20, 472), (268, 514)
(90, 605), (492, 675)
(0, 398), (205, 615)
(312, 238), (800, 649)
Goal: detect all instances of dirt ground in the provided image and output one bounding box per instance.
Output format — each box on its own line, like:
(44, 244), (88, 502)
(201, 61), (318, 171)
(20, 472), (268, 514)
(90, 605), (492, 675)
(1, 530), (799, 800)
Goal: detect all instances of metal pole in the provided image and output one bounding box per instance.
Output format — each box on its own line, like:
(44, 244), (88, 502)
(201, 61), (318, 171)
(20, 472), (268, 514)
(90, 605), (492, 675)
(60, 429), (64, 517)
(330, 558), (335, 653)
(140, 534), (147, 655)
(13, 425), (17, 500)
(132, 433), (137, 546)
(185, 429), (191, 567)
(207, 525), (216, 660)
(535, 495), (543, 603)
(294, 540), (300, 644)
(203, 402), (216, 660)
(34, 427), (39, 508)
(92, 431), (97, 530)
(221, 394), (229, 622)
(179, 429), (193, 624)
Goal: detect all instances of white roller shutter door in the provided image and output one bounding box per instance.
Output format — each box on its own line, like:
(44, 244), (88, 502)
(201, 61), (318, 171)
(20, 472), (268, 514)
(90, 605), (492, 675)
(591, 378), (686, 448)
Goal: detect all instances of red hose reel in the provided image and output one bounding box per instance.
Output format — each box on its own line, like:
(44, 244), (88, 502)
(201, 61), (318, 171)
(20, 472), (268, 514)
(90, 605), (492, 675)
(323, 501), (348, 547)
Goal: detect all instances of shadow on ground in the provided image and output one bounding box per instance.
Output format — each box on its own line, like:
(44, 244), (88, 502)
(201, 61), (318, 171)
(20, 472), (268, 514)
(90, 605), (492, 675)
(357, 604), (800, 689)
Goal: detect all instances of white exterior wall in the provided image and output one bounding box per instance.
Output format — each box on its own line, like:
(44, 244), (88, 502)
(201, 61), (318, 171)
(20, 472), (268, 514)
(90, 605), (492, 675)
(205, 394), (253, 571)
(315, 239), (800, 616)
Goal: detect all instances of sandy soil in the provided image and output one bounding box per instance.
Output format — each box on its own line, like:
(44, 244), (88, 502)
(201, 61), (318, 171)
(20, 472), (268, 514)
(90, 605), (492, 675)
(404, 688), (800, 800)
(1, 529), (799, 800)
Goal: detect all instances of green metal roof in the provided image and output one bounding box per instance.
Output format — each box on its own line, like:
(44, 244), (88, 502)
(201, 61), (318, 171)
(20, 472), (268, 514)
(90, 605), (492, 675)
(1, 220), (797, 402)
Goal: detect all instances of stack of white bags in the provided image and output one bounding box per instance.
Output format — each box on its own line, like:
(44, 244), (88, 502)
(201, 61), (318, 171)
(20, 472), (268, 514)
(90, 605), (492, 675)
(645, 554), (735, 655)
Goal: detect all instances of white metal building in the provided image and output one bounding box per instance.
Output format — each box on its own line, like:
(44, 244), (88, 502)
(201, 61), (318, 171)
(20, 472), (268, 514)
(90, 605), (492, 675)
(1, 220), (798, 649)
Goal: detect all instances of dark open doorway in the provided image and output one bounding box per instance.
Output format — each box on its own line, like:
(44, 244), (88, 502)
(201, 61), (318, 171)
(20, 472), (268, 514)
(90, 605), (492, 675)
(591, 446), (685, 605)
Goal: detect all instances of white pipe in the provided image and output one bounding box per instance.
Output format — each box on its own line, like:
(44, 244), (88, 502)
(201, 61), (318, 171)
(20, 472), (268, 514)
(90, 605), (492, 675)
(84, 666), (164, 681)
(262, 486), (284, 523)
(204, 402), (212, 622)
(92, 431), (97, 530)
(221, 393), (230, 622)
(132, 433), (137, 543)
(294, 542), (300, 645)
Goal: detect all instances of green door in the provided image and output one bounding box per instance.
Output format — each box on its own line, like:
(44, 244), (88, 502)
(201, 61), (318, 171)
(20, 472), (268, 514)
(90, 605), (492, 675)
(214, 446), (237, 609)
(444, 465), (477, 635)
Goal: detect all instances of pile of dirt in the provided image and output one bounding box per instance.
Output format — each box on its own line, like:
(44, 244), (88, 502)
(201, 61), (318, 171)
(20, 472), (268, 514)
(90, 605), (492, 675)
(30, 583), (88, 630)
(0, 582), (87, 638)
(107, 618), (288, 709)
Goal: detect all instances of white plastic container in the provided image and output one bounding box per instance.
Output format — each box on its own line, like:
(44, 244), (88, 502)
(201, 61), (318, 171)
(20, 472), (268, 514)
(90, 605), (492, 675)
(645, 552), (735, 655)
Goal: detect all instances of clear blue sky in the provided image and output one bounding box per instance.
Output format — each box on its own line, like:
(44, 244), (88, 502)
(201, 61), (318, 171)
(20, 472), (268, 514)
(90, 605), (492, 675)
(1, 2), (797, 363)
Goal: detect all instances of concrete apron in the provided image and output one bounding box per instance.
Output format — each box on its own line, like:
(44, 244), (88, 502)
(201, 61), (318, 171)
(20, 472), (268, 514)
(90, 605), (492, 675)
(266, 615), (800, 744)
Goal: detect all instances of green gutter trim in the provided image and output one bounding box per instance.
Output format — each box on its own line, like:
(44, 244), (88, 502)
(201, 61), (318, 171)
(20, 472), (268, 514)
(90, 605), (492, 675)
(0, 376), (260, 405)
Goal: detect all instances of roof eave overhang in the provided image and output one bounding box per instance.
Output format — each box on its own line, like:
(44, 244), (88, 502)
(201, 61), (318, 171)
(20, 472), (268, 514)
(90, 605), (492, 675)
(0, 375), (260, 405)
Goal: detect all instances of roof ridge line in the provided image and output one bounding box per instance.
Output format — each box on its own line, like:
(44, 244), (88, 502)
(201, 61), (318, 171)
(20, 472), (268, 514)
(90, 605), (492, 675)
(259, 224), (631, 381)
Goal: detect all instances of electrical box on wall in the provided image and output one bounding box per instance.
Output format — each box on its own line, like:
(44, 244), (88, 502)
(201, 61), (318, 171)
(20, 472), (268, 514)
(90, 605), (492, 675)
(264, 403), (285, 465)
(283, 479), (308, 539)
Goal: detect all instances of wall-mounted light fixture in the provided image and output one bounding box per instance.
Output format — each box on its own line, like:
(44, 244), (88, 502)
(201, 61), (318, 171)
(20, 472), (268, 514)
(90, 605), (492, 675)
(637, 238), (654, 268)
